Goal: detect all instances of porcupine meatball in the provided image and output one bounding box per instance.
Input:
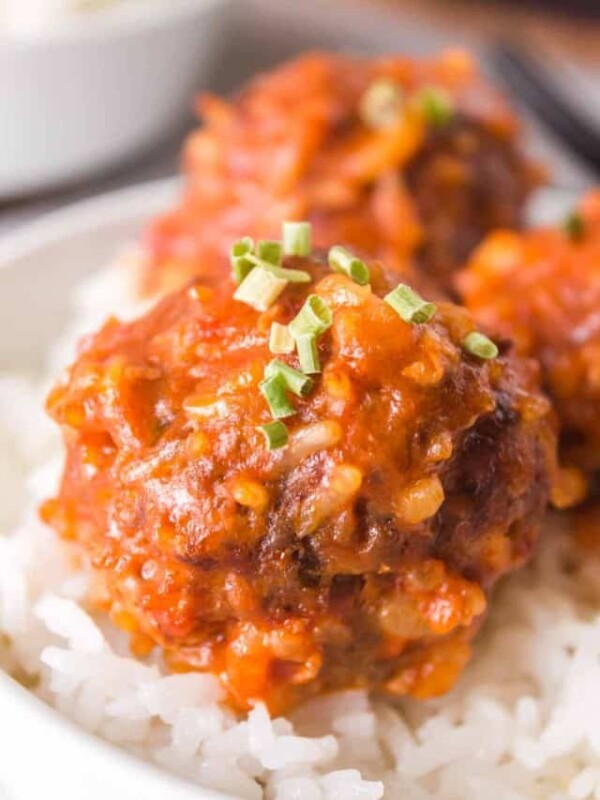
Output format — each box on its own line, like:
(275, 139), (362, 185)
(141, 50), (538, 297)
(44, 232), (557, 714)
(458, 191), (600, 499)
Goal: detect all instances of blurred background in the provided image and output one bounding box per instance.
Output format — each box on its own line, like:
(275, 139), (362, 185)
(1, 0), (599, 234)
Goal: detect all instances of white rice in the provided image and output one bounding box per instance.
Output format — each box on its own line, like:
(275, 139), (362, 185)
(1, 259), (600, 800)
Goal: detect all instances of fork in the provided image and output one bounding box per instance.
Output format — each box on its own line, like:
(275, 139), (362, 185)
(493, 42), (600, 176)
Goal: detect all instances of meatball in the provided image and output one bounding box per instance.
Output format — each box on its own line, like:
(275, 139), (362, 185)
(141, 51), (538, 297)
(44, 242), (557, 713)
(458, 191), (600, 496)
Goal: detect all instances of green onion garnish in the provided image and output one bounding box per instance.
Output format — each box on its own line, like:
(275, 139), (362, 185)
(283, 222), (312, 257)
(289, 295), (333, 340)
(265, 359), (313, 397)
(360, 78), (404, 129)
(296, 334), (321, 374)
(415, 86), (454, 127)
(563, 211), (585, 241)
(328, 246), (370, 286)
(230, 237), (255, 284)
(463, 331), (499, 360)
(234, 266), (288, 312)
(256, 240), (283, 266)
(258, 420), (289, 450)
(259, 375), (296, 419)
(269, 322), (295, 355)
(246, 254), (311, 284)
(288, 296), (332, 375)
(264, 264), (312, 283)
(384, 284), (437, 324)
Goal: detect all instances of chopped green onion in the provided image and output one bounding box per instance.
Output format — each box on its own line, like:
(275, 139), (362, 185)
(296, 334), (321, 374)
(264, 264), (312, 283)
(384, 284), (437, 324)
(328, 246), (370, 285)
(258, 420), (289, 450)
(246, 254), (311, 283)
(234, 266), (288, 312)
(563, 211), (585, 241)
(415, 86), (454, 127)
(288, 296), (332, 375)
(259, 375), (296, 419)
(289, 295), (333, 340)
(360, 78), (404, 129)
(283, 222), (312, 257)
(256, 240), (283, 265)
(269, 322), (295, 355)
(230, 237), (255, 284)
(265, 359), (313, 397)
(463, 331), (499, 360)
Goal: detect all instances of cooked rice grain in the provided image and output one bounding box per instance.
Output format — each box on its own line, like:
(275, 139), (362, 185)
(1, 260), (599, 800)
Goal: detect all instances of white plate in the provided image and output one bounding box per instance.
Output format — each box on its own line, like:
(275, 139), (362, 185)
(0, 178), (579, 800)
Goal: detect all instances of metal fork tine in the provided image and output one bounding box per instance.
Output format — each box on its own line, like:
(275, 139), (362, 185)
(493, 42), (600, 175)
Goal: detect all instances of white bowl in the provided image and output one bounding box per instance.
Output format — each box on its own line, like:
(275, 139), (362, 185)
(0, 0), (229, 198)
(0, 180), (577, 799)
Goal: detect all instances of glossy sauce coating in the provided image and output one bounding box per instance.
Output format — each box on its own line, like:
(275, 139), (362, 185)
(458, 191), (600, 491)
(141, 51), (538, 297)
(44, 252), (557, 712)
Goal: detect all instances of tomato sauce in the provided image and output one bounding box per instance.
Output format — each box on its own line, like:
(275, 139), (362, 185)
(140, 51), (538, 299)
(44, 250), (557, 712)
(459, 191), (600, 491)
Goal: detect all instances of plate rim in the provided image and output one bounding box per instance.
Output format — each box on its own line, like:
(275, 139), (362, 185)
(0, 176), (180, 268)
(0, 669), (234, 800)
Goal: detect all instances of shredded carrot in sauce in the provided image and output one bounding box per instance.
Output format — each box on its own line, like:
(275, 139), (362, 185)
(141, 51), (537, 298)
(44, 243), (557, 712)
(459, 190), (600, 485)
